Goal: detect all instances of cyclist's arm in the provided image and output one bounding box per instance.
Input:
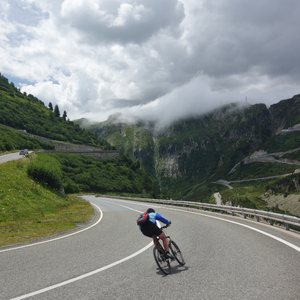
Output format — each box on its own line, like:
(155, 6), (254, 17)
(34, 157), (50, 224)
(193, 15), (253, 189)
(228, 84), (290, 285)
(155, 213), (171, 225)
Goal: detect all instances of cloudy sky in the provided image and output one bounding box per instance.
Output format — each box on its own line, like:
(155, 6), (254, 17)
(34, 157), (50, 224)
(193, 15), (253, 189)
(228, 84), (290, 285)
(1, 0), (300, 126)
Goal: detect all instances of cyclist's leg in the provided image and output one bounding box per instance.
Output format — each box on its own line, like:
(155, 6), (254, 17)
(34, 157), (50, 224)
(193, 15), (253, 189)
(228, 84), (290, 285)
(142, 223), (169, 252)
(157, 232), (169, 252)
(152, 236), (159, 247)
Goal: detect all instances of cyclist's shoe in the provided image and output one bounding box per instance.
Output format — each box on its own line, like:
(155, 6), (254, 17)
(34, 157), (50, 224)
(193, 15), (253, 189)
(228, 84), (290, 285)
(165, 252), (173, 260)
(158, 248), (164, 254)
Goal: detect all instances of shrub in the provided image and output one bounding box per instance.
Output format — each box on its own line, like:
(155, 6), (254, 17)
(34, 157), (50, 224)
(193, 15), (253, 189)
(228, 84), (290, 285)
(27, 153), (62, 189)
(63, 179), (80, 193)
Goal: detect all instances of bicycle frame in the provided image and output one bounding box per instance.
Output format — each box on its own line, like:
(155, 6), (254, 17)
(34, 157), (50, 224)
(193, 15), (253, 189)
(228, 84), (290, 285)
(153, 225), (185, 275)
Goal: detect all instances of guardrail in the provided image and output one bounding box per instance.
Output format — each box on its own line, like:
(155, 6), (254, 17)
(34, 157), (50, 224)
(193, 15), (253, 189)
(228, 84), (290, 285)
(100, 195), (300, 230)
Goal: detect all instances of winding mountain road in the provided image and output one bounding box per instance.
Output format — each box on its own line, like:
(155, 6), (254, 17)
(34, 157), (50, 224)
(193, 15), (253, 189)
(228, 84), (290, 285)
(1, 196), (300, 300)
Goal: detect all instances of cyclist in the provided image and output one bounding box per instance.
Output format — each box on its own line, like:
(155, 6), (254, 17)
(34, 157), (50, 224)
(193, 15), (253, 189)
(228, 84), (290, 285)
(139, 208), (172, 258)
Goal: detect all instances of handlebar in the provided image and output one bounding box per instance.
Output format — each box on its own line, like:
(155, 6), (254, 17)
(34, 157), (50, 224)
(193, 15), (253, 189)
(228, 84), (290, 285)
(161, 224), (171, 229)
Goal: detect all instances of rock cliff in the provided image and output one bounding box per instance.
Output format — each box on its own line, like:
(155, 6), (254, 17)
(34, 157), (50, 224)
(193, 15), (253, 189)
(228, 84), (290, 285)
(80, 95), (300, 200)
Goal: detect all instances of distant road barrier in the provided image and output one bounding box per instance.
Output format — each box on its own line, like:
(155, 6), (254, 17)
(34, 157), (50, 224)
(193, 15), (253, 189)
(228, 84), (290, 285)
(99, 195), (300, 230)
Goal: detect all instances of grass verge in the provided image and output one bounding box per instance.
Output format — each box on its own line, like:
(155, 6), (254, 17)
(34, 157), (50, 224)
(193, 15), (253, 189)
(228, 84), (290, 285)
(0, 199), (94, 247)
(0, 156), (94, 247)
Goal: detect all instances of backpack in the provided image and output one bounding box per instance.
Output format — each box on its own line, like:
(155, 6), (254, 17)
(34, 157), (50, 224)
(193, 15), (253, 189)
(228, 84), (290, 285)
(137, 212), (150, 226)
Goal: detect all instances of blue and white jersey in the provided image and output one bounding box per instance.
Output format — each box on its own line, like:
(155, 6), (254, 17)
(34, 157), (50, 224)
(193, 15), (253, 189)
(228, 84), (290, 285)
(147, 212), (170, 225)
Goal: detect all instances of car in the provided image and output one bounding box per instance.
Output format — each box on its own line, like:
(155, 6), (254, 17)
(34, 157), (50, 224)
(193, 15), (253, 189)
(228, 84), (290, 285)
(19, 149), (29, 155)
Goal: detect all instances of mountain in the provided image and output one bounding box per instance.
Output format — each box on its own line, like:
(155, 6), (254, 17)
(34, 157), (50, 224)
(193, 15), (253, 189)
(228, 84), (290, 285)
(2, 72), (299, 215)
(77, 113), (157, 177)
(78, 95), (300, 216)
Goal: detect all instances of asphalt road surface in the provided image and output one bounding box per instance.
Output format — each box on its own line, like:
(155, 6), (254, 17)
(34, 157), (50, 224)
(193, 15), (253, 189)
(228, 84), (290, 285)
(1, 196), (300, 300)
(0, 152), (28, 164)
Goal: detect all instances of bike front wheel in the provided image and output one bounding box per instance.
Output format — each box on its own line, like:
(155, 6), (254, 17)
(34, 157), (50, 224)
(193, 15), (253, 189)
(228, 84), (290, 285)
(153, 246), (171, 275)
(169, 240), (185, 265)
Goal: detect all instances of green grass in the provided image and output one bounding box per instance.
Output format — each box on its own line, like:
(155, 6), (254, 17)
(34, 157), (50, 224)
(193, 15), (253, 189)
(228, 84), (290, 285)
(0, 156), (94, 247)
(262, 131), (300, 152)
(226, 162), (298, 181)
(183, 182), (228, 203)
(281, 150), (300, 161)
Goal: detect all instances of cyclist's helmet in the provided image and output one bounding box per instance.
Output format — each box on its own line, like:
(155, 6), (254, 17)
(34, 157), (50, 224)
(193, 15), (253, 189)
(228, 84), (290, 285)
(147, 208), (155, 214)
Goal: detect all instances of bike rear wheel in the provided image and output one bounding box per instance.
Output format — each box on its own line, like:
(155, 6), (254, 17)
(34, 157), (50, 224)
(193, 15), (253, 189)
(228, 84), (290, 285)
(153, 246), (171, 275)
(169, 240), (185, 265)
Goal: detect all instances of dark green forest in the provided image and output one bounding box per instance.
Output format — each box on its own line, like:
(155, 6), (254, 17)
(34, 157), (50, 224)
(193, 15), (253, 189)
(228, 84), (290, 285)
(0, 126), (54, 152)
(0, 74), (113, 149)
(27, 153), (161, 197)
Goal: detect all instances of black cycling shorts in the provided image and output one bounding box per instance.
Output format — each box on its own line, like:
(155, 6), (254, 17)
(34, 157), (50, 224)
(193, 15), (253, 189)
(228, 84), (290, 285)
(141, 222), (162, 238)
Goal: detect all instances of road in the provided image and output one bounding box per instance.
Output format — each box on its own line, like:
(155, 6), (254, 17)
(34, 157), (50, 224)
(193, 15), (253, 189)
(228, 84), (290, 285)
(0, 152), (28, 164)
(214, 192), (222, 205)
(1, 196), (300, 300)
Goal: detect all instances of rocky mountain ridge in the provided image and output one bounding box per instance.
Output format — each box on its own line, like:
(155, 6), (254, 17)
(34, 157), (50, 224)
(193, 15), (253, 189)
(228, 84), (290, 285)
(76, 94), (300, 206)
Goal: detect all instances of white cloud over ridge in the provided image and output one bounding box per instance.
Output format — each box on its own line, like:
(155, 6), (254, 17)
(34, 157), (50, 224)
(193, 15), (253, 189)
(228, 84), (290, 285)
(0, 0), (299, 126)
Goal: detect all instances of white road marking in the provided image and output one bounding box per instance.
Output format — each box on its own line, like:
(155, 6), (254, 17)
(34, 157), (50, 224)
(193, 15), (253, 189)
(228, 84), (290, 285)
(9, 242), (153, 300)
(1, 203), (103, 253)
(187, 209), (300, 253)
(103, 198), (300, 253)
(9, 201), (153, 300)
(8, 197), (300, 300)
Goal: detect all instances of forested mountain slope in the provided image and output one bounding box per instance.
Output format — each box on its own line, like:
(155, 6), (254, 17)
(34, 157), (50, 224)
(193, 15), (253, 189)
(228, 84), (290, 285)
(2, 72), (299, 215)
(0, 74), (112, 149)
(78, 95), (300, 216)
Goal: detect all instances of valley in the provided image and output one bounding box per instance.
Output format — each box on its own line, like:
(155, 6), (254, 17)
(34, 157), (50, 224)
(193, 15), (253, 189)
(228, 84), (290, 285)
(77, 95), (300, 217)
(1, 73), (300, 217)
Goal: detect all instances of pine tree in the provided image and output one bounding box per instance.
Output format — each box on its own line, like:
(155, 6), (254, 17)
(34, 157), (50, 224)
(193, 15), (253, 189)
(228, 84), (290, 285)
(54, 105), (60, 117)
(63, 110), (67, 121)
(48, 102), (53, 111)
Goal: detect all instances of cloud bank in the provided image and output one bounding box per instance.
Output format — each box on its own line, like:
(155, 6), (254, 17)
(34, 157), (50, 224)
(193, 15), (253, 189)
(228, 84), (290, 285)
(1, 0), (299, 126)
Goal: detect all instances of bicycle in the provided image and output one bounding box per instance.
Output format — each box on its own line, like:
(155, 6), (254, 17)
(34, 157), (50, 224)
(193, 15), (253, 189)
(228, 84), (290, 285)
(153, 225), (185, 275)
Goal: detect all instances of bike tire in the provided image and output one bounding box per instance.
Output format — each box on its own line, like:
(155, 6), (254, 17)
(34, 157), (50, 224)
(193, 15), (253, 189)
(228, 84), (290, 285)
(153, 246), (171, 275)
(169, 240), (185, 265)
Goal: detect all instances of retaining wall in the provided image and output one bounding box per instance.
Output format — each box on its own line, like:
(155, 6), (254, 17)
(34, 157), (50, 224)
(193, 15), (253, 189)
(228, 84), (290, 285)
(40, 150), (120, 160)
(0, 123), (119, 160)
(53, 142), (105, 152)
